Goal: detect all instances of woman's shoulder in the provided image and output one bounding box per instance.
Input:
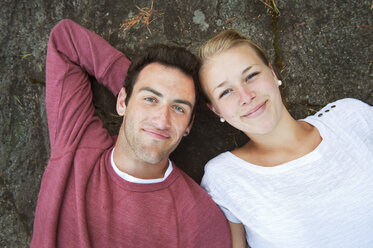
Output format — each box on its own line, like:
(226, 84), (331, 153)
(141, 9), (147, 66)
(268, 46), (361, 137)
(307, 98), (371, 123)
(305, 98), (372, 136)
(331, 98), (371, 110)
(202, 152), (239, 183)
(204, 152), (232, 172)
(201, 152), (239, 195)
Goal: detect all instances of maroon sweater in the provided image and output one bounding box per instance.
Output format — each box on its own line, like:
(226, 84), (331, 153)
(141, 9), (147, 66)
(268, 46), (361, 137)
(31, 19), (231, 248)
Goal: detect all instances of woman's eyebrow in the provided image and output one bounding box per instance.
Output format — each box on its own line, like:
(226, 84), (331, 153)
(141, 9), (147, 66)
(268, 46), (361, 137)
(212, 65), (258, 93)
(213, 81), (228, 93)
(242, 65), (255, 75)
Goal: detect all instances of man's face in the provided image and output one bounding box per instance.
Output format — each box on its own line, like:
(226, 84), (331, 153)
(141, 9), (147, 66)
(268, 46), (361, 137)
(121, 62), (195, 165)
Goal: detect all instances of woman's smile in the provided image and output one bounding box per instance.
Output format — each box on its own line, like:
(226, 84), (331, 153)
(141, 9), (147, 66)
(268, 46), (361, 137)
(241, 100), (267, 119)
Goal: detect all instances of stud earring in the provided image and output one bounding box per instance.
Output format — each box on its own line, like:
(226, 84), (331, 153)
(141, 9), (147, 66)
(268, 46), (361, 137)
(220, 117), (225, 123)
(278, 80), (282, 86)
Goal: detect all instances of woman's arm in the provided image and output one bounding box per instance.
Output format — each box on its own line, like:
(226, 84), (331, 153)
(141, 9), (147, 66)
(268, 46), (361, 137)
(229, 221), (248, 248)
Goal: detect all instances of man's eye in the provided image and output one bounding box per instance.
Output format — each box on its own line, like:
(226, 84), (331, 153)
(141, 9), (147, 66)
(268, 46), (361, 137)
(219, 89), (232, 99)
(173, 105), (185, 113)
(144, 97), (157, 103)
(245, 72), (259, 82)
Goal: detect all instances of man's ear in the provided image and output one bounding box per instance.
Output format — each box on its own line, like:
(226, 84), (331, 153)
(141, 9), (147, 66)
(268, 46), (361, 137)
(184, 115), (195, 136)
(116, 88), (127, 116)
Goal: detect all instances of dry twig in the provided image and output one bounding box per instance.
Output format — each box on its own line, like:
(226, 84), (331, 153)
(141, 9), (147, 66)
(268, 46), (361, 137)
(225, 15), (238, 24)
(120, 1), (159, 35)
(178, 16), (185, 29)
(258, 0), (280, 16)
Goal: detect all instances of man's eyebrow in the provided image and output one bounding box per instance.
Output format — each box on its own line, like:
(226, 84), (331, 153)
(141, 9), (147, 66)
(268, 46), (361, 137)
(139, 87), (163, 97)
(174, 99), (193, 109)
(139, 87), (193, 109)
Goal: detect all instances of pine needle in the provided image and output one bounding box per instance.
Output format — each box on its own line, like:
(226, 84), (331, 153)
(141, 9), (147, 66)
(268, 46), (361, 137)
(120, 1), (159, 35)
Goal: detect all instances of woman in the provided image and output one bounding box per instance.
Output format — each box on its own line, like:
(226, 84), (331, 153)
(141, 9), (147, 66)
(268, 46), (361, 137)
(199, 30), (373, 248)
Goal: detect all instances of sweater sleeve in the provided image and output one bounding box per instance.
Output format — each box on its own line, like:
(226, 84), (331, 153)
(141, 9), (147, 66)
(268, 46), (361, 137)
(46, 19), (131, 155)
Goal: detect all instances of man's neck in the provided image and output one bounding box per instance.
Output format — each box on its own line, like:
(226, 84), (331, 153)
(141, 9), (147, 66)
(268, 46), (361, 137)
(113, 132), (170, 179)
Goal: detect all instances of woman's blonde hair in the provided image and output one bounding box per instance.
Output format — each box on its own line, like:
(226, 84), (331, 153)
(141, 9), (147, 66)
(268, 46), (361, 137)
(200, 29), (270, 69)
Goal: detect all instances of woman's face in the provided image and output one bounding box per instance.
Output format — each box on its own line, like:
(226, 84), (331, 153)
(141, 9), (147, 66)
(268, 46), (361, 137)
(200, 44), (284, 136)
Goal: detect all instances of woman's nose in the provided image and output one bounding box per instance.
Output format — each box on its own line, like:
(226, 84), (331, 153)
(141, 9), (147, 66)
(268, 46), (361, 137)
(238, 86), (255, 106)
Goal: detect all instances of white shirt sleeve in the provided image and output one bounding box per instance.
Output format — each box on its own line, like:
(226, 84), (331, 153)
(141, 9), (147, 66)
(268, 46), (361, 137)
(201, 164), (241, 223)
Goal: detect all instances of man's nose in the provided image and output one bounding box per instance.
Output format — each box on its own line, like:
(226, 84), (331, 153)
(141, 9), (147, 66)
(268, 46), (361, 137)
(154, 105), (171, 130)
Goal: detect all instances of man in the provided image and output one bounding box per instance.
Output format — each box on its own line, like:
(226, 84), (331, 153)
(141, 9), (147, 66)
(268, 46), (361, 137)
(31, 19), (231, 247)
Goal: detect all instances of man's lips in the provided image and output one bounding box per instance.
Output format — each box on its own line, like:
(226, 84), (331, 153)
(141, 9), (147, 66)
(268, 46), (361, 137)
(143, 129), (170, 140)
(241, 101), (267, 119)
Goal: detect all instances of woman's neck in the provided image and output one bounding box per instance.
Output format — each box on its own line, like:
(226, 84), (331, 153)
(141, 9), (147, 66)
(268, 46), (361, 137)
(235, 109), (322, 166)
(249, 109), (306, 150)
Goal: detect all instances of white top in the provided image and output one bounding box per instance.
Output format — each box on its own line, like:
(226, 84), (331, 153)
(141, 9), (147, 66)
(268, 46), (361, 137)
(111, 148), (173, 184)
(201, 98), (373, 248)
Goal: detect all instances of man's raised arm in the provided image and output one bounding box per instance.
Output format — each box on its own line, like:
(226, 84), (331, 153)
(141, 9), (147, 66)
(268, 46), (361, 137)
(46, 19), (130, 153)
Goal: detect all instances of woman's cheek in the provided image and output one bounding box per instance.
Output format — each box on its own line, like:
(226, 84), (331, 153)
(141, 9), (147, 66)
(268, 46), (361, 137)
(221, 102), (236, 119)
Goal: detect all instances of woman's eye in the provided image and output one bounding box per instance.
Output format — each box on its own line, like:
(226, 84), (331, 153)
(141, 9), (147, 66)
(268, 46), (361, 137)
(173, 105), (185, 113)
(219, 89), (232, 99)
(246, 72), (259, 82)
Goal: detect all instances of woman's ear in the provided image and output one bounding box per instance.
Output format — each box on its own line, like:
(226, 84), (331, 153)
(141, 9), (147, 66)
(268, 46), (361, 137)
(207, 103), (222, 117)
(116, 88), (127, 116)
(268, 63), (279, 81)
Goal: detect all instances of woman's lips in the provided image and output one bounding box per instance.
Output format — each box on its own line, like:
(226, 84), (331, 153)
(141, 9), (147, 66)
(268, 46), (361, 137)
(242, 101), (267, 119)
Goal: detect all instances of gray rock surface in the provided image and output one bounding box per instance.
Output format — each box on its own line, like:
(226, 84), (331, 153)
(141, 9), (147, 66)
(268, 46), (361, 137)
(0, 0), (372, 246)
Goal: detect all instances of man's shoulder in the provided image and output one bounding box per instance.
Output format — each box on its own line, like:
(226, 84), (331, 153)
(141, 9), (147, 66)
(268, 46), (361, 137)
(169, 165), (229, 219)
(170, 165), (214, 198)
(171, 165), (199, 187)
(169, 166), (232, 247)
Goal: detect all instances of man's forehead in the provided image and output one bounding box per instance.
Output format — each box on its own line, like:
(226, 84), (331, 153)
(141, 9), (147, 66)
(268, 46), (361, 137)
(134, 63), (196, 104)
(138, 62), (187, 78)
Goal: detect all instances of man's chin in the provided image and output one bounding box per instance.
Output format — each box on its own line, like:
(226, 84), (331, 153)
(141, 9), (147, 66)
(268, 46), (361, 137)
(136, 150), (169, 165)
(135, 140), (180, 165)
